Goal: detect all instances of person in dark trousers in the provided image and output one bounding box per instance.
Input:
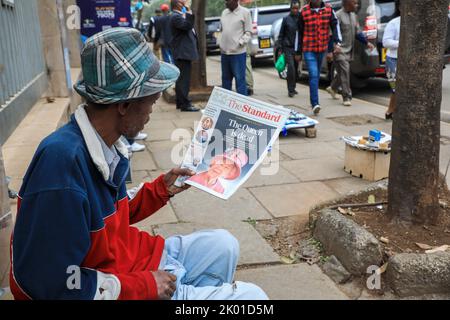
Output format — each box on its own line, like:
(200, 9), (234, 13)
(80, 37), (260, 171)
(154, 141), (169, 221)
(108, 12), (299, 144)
(148, 8), (163, 60)
(326, 0), (374, 107)
(278, 1), (301, 98)
(170, 0), (199, 112)
(219, 0), (252, 96)
(298, 0), (341, 115)
(155, 4), (174, 64)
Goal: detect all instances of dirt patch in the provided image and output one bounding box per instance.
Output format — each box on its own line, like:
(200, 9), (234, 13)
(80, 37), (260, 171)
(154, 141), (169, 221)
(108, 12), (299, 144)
(330, 180), (450, 261)
(328, 114), (385, 127)
(253, 216), (312, 258)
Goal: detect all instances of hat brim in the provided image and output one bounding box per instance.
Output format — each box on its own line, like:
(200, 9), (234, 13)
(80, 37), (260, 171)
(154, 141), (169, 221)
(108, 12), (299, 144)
(74, 61), (180, 104)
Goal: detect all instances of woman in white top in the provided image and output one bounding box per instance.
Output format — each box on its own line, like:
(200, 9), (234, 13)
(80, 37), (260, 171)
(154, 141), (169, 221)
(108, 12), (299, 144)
(382, 1), (401, 119)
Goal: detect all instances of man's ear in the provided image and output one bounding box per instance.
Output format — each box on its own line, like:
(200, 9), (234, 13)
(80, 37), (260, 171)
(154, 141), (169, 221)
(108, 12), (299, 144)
(117, 102), (131, 116)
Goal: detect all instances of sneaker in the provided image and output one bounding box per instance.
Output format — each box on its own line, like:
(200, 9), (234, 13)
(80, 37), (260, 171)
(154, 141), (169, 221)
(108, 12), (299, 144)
(326, 86), (338, 100)
(312, 105), (321, 115)
(294, 90), (299, 95)
(343, 100), (352, 107)
(288, 92), (295, 98)
(130, 142), (145, 152)
(134, 132), (148, 140)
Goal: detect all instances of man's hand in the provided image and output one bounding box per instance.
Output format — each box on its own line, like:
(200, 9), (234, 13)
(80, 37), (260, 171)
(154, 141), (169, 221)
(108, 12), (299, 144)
(326, 52), (334, 63)
(151, 271), (177, 300)
(163, 167), (195, 197)
(367, 42), (375, 51)
(294, 54), (302, 63)
(333, 44), (342, 54)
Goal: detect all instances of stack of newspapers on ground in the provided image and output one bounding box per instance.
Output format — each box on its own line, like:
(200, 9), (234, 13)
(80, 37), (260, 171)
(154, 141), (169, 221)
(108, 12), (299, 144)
(282, 110), (318, 136)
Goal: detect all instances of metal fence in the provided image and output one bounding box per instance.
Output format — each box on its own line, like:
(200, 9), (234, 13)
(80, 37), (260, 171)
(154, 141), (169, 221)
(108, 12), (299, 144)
(0, 0), (45, 107)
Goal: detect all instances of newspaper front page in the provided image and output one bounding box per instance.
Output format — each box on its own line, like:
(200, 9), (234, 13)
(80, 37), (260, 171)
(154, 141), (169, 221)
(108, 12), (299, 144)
(176, 87), (289, 200)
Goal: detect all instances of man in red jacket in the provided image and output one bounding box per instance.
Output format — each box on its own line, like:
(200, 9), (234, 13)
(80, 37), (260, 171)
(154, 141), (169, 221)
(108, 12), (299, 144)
(10, 27), (267, 300)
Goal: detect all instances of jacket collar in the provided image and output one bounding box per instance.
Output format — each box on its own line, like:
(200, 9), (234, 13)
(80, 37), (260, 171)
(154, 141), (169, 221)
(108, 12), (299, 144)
(74, 105), (129, 181)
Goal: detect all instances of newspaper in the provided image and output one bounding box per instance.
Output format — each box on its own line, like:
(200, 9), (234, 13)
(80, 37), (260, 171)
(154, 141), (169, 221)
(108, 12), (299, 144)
(176, 87), (290, 200)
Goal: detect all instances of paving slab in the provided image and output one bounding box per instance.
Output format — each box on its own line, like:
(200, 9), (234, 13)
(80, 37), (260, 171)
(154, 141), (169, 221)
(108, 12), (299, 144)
(154, 221), (280, 265)
(278, 131), (313, 145)
(243, 165), (300, 188)
(249, 182), (339, 219)
(171, 118), (198, 130)
(282, 156), (349, 182)
(323, 177), (372, 196)
(312, 127), (352, 143)
(147, 140), (190, 170)
(279, 141), (343, 160)
(170, 187), (272, 222)
(144, 119), (177, 130)
(126, 170), (152, 189)
(235, 264), (348, 300)
(339, 122), (393, 136)
(129, 149), (158, 171)
(145, 128), (177, 142)
(149, 111), (180, 121)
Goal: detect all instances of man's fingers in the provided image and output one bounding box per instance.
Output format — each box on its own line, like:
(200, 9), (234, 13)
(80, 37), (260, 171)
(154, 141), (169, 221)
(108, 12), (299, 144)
(168, 281), (177, 293)
(168, 273), (177, 282)
(170, 167), (195, 177)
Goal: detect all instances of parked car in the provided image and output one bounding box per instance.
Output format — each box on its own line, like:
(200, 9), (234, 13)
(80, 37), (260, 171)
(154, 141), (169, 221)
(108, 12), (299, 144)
(248, 4), (291, 65)
(205, 17), (221, 53)
(272, 0), (395, 88)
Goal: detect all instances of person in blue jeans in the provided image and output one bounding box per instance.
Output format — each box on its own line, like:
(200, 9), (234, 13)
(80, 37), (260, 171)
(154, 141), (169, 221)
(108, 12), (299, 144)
(219, 0), (252, 96)
(298, 0), (341, 115)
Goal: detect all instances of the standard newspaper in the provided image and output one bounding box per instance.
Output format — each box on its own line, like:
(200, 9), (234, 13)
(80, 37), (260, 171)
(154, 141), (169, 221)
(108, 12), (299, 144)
(175, 87), (289, 200)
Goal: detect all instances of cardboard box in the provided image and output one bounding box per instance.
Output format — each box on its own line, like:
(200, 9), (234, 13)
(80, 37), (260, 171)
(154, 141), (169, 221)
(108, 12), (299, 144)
(344, 144), (390, 181)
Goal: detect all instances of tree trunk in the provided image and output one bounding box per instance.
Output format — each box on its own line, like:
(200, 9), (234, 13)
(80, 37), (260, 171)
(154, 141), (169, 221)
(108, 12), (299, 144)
(387, 0), (449, 225)
(191, 0), (208, 89)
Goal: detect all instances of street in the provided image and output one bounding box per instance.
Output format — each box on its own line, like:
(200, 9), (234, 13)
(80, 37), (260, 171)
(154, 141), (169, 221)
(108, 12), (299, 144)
(227, 55), (450, 118)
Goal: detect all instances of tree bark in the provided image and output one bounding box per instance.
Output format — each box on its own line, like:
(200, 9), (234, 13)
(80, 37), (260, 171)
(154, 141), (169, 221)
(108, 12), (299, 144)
(387, 0), (449, 225)
(191, 0), (208, 89)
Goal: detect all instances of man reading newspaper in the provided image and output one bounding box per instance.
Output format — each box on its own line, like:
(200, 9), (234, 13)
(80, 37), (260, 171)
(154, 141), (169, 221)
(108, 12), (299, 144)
(10, 28), (267, 300)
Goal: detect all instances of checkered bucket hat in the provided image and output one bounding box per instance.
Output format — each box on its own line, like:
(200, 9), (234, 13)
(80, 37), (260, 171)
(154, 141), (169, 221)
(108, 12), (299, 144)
(74, 27), (179, 104)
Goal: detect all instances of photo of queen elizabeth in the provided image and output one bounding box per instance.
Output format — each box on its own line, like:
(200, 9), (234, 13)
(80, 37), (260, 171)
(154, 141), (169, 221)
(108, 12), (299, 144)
(187, 148), (249, 195)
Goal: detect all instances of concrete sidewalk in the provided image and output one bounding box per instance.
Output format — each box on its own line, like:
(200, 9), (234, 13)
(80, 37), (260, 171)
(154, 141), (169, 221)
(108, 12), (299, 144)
(4, 57), (450, 300)
(130, 57), (450, 299)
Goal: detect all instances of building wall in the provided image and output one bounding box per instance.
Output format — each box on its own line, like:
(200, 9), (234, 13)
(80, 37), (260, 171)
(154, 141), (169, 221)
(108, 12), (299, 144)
(0, 0), (48, 145)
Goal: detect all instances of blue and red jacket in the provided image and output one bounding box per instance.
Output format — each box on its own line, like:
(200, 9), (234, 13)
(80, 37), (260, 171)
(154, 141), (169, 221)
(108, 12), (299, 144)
(298, 2), (341, 53)
(10, 106), (170, 300)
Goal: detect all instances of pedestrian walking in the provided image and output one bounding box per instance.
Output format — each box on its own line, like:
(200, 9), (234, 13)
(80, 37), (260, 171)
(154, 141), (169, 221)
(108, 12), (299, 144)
(326, 0), (374, 107)
(298, 0), (341, 115)
(148, 8), (163, 60)
(278, 1), (301, 98)
(155, 4), (174, 64)
(382, 0), (401, 119)
(246, 45), (254, 96)
(219, 0), (252, 96)
(170, 0), (200, 112)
